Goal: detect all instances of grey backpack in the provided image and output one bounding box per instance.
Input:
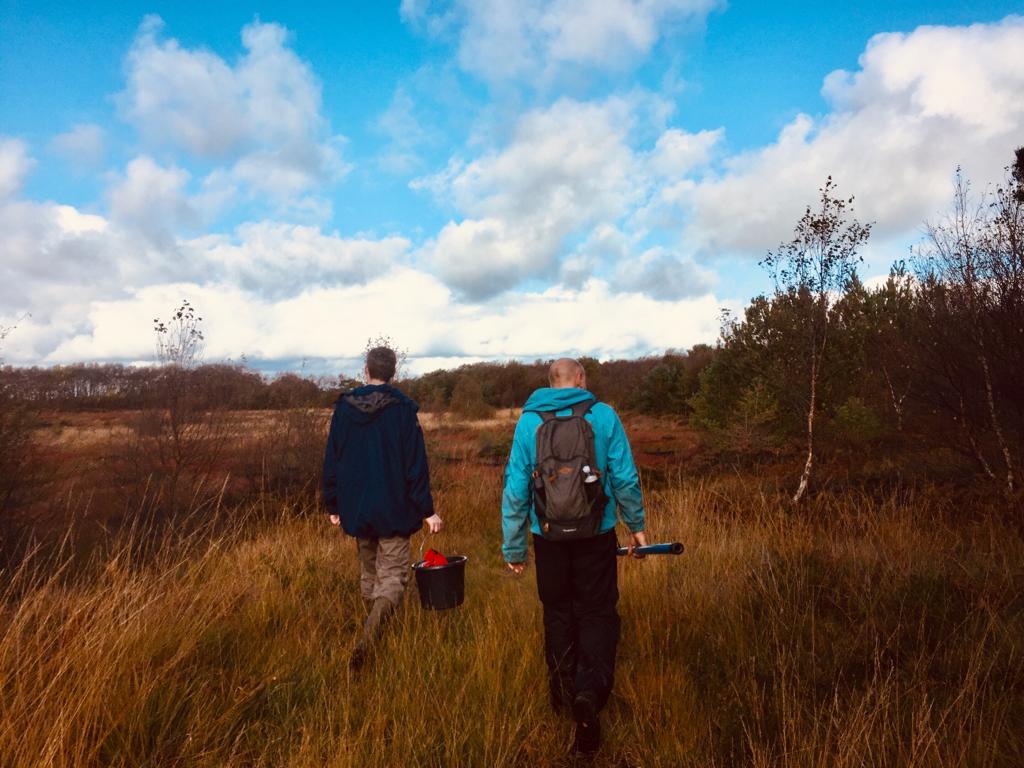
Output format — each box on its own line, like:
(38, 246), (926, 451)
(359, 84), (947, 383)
(531, 399), (609, 540)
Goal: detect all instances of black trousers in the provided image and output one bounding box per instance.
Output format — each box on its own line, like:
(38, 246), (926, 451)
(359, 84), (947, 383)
(533, 529), (620, 711)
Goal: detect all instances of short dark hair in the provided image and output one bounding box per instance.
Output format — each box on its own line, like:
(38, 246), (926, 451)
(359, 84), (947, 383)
(366, 346), (397, 382)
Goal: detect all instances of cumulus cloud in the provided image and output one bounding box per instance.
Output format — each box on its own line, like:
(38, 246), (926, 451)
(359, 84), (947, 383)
(418, 97), (662, 298)
(119, 16), (347, 205)
(614, 246), (714, 300)
(0, 200), (116, 310)
(50, 123), (106, 169)
(403, 0), (721, 86)
(375, 86), (431, 174)
(648, 127), (721, 178)
(185, 222), (408, 299)
(0, 194), (143, 362)
(4, 11), (736, 369)
(427, 218), (547, 298)
(108, 156), (197, 245)
(415, 94), (721, 299)
(0, 137), (33, 199)
(687, 16), (1024, 254)
(447, 97), (641, 223)
(0, 170), (410, 363)
(39, 269), (722, 368)
(559, 224), (632, 288)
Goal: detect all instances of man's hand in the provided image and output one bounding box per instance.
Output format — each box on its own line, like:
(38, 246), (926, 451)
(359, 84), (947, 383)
(507, 561), (526, 575)
(425, 513), (444, 534)
(328, 514), (340, 526)
(626, 530), (647, 559)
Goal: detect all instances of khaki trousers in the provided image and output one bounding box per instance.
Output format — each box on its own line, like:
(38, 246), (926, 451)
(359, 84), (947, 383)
(356, 535), (412, 606)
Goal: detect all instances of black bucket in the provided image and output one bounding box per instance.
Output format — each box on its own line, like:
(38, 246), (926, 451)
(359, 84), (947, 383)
(411, 555), (467, 610)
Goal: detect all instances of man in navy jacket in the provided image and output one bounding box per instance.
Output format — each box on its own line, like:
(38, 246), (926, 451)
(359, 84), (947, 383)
(322, 346), (442, 669)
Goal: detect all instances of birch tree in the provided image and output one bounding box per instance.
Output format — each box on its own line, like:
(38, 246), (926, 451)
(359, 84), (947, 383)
(920, 170), (1017, 495)
(865, 264), (916, 433)
(123, 300), (225, 513)
(761, 178), (872, 503)
(0, 320), (35, 513)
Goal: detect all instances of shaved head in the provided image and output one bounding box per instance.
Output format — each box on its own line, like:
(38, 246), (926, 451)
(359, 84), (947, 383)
(548, 357), (585, 388)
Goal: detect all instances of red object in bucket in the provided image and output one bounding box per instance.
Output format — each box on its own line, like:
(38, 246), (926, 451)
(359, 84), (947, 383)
(423, 548), (449, 567)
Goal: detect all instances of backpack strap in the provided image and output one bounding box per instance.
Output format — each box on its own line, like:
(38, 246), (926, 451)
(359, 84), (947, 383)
(534, 398), (596, 422)
(570, 398), (596, 418)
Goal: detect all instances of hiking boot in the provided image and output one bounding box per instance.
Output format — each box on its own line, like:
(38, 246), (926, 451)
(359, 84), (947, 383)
(350, 596), (397, 672)
(363, 597), (396, 642)
(571, 691), (600, 755)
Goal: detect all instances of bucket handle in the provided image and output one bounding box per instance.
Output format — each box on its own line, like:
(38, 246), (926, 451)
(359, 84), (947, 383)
(418, 525), (444, 560)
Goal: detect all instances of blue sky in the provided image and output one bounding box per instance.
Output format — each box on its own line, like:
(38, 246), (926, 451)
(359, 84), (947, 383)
(1, 1), (1022, 375)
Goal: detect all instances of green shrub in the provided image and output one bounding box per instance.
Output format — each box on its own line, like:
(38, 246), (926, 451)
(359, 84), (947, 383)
(834, 396), (881, 446)
(449, 375), (493, 420)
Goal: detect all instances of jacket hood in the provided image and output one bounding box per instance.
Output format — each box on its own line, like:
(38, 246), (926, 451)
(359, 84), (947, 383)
(522, 387), (596, 414)
(339, 384), (413, 422)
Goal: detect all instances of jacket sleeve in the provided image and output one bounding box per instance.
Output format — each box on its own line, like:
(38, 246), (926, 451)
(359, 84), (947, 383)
(321, 408), (342, 514)
(501, 415), (534, 563)
(605, 409), (645, 532)
(403, 408), (435, 519)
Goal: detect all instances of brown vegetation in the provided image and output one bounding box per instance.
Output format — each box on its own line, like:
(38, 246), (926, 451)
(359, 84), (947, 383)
(1, 439), (1021, 766)
(0, 152), (1021, 765)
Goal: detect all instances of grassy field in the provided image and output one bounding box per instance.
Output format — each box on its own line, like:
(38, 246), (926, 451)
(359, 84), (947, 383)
(1, 414), (1023, 766)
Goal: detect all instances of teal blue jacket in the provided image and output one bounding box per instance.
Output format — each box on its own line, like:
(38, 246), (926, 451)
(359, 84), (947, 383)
(501, 387), (645, 563)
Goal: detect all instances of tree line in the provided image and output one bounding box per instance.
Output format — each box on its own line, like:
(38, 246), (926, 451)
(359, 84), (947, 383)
(0, 363), (348, 411)
(2, 149), (1020, 503)
(692, 150), (1023, 497)
(0, 352), (711, 415)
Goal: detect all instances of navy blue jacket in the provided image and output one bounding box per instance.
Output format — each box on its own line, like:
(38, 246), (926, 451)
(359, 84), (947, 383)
(321, 384), (434, 538)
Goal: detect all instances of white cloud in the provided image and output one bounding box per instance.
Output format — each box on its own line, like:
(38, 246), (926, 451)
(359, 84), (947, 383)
(53, 205), (108, 235)
(614, 246), (715, 300)
(0, 201), (117, 309)
(227, 138), (348, 205)
(119, 16), (347, 204)
(448, 97), (641, 223)
(122, 16), (244, 155)
(416, 94), (720, 299)
(39, 269), (722, 368)
(375, 86), (430, 174)
(560, 224), (632, 289)
(0, 195), (143, 362)
(0, 178), (411, 363)
(457, 279), (721, 359)
(687, 16), (1024, 254)
(648, 127), (721, 178)
(0, 137), (33, 199)
(429, 217), (550, 297)
(399, 0), (432, 26)
(405, 0), (721, 86)
(50, 123), (106, 169)
(108, 156), (197, 245)
(185, 222), (409, 299)
(4, 11), (735, 370)
(418, 96), (656, 298)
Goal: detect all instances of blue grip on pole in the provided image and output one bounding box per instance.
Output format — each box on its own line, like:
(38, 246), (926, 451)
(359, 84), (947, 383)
(615, 542), (684, 556)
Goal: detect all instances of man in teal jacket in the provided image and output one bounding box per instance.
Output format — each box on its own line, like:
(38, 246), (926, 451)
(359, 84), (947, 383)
(502, 358), (647, 755)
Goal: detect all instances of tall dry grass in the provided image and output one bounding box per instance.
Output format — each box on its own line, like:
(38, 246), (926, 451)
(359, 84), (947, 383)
(1, 462), (1022, 766)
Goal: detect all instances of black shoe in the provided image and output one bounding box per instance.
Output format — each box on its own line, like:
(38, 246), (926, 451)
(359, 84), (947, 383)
(571, 692), (600, 755)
